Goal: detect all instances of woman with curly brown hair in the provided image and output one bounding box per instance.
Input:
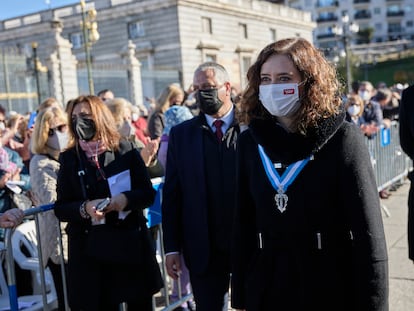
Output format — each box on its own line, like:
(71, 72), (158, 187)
(231, 38), (388, 311)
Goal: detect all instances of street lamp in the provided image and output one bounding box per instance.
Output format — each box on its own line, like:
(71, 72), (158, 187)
(80, 0), (99, 95)
(31, 42), (48, 106)
(333, 14), (359, 93)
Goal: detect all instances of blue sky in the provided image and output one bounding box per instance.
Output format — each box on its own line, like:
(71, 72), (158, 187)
(0, 0), (79, 21)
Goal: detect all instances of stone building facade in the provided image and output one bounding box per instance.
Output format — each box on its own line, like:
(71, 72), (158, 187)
(0, 0), (315, 106)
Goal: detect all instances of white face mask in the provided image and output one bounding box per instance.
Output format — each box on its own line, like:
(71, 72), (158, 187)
(359, 90), (371, 101)
(347, 105), (360, 116)
(131, 113), (139, 122)
(47, 130), (69, 151)
(119, 120), (135, 138)
(259, 83), (302, 117)
(0, 122), (5, 131)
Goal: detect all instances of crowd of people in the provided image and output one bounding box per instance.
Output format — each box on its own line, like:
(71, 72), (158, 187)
(1, 36), (411, 311)
(344, 80), (405, 198)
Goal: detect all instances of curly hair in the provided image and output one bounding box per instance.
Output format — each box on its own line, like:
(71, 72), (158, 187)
(241, 37), (342, 134)
(66, 95), (120, 150)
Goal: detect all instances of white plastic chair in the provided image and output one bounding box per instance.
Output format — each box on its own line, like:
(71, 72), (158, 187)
(0, 242), (45, 311)
(9, 221), (58, 310)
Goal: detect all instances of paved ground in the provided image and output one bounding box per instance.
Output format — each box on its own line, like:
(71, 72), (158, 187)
(382, 181), (414, 311)
(156, 180), (414, 311)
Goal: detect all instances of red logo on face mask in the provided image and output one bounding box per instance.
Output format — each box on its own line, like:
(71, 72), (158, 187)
(283, 88), (295, 95)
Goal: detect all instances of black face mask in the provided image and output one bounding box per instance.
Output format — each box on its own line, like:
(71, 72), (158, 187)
(197, 89), (223, 115)
(72, 116), (96, 141)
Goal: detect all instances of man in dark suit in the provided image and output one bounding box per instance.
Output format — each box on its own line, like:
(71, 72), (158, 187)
(162, 62), (241, 311)
(399, 84), (414, 262)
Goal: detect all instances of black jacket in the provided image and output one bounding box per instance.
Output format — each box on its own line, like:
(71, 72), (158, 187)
(162, 113), (240, 274)
(399, 84), (414, 260)
(54, 140), (161, 310)
(231, 113), (388, 310)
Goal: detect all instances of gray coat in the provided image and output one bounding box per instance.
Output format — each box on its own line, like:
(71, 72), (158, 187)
(29, 153), (65, 264)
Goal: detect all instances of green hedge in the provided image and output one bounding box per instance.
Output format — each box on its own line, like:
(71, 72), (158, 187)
(353, 56), (414, 86)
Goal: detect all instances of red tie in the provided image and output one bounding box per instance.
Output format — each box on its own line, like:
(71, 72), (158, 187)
(213, 120), (224, 142)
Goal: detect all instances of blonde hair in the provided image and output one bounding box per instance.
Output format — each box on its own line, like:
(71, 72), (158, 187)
(38, 97), (63, 112)
(154, 84), (184, 113)
(345, 94), (364, 117)
(31, 107), (69, 154)
(105, 97), (132, 128)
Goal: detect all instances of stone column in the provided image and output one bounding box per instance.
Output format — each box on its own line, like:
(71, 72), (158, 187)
(47, 19), (79, 107)
(124, 40), (143, 106)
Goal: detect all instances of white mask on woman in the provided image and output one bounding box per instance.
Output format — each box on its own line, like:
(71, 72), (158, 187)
(347, 105), (360, 117)
(119, 120), (135, 138)
(47, 131), (69, 151)
(131, 113), (139, 122)
(259, 82), (302, 117)
(359, 90), (371, 101)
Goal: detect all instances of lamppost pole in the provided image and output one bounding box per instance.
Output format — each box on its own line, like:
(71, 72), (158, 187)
(343, 32), (352, 94)
(32, 42), (42, 106)
(333, 14), (359, 94)
(80, 0), (94, 95)
(80, 1), (99, 95)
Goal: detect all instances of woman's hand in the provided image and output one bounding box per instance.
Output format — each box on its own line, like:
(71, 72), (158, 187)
(85, 198), (107, 220)
(0, 208), (24, 228)
(85, 194), (128, 221)
(140, 138), (160, 166)
(104, 193), (128, 213)
(0, 172), (10, 189)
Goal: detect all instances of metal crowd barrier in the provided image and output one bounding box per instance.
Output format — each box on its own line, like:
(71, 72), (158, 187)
(366, 121), (409, 192)
(2, 203), (67, 311)
(1, 192), (190, 311)
(365, 121), (411, 217)
(148, 178), (194, 311)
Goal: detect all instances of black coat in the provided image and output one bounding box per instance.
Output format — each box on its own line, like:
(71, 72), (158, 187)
(54, 140), (162, 310)
(231, 113), (388, 311)
(162, 113), (240, 274)
(399, 84), (414, 260)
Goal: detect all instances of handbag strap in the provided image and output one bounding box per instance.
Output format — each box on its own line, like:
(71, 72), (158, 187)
(76, 144), (88, 200)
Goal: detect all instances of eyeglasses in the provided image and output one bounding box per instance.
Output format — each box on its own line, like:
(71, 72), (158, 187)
(349, 102), (361, 106)
(48, 124), (67, 136)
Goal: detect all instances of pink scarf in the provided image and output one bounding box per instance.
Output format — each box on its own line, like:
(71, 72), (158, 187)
(78, 140), (107, 160)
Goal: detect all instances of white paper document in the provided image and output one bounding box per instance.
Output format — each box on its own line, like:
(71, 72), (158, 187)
(107, 170), (131, 219)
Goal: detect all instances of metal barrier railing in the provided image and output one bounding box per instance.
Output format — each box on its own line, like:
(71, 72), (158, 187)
(2, 203), (64, 311)
(148, 179), (194, 311)
(366, 121), (410, 192)
(365, 122), (411, 218)
(2, 198), (192, 311)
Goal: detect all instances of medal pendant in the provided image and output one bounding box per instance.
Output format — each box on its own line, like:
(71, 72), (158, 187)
(274, 188), (288, 213)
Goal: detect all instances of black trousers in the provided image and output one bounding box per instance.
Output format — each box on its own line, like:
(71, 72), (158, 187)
(188, 249), (230, 311)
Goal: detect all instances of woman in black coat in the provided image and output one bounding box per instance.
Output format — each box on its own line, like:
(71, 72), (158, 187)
(231, 38), (388, 311)
(54, 95), (162, 311)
